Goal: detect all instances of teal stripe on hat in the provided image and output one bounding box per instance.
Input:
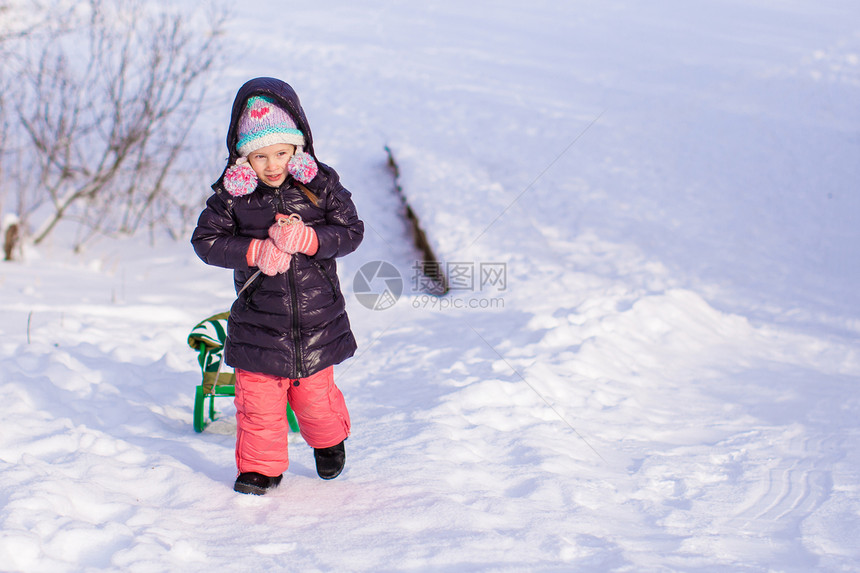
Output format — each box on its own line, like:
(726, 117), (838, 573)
(236, 127), (304, 151)
(246, 95), (276, 108)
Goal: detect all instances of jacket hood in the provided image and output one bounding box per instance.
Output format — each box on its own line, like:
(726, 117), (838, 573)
(225, 77), (316, 164)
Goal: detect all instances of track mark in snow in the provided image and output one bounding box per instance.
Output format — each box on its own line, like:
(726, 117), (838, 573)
(729, 436), (834, 537)
(734, 463), (831, 527)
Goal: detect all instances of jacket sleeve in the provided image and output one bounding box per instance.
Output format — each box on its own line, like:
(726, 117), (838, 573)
(312, 183), (364, 260)
(191, 191), (256, 270)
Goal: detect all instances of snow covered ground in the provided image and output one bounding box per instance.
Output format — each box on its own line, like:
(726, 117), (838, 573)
(2, 0), (860, 571)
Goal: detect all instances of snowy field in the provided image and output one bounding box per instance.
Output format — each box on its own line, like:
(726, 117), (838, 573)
(2, 0), (860, 571)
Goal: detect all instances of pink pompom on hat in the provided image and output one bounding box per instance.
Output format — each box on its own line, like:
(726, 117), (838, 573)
(223, 157), (258, 197)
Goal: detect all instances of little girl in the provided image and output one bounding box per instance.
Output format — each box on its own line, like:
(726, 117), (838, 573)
(191, 77), (364, 495)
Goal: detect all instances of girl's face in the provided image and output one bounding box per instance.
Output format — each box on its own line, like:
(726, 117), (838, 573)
(246, 143), (296, 187)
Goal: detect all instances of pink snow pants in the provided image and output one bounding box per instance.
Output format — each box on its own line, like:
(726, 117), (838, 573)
(234, 366), (350, 477)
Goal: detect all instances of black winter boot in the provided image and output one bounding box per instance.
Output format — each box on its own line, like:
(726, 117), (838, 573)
(233, 472), (283, 495)
(314, 440), (346, 480)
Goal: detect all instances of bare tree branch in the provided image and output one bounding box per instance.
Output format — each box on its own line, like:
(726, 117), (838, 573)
(1, 0), (227, 252)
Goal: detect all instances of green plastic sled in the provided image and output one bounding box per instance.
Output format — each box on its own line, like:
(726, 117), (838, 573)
(188, 312), (299, 433)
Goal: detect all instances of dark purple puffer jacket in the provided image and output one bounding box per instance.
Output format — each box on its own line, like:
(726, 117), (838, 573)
(191, 78), (364, 379)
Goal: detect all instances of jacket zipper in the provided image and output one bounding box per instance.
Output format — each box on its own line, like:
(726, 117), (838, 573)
(288, 262), (304, 379)
(277, 187), (305, 379)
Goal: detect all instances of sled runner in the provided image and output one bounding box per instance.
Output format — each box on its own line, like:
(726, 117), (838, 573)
(188, 312), (299, 433)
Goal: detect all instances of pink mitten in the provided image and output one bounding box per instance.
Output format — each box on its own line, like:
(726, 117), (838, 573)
(247, 238), (291, 276)
(269, 214), (319, 255)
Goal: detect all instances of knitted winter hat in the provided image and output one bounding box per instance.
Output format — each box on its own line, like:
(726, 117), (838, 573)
(236, 95), (305, 156)
(224, 94), (319, 194)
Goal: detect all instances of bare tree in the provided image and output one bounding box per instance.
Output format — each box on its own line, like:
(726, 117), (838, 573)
(2, 0), (226, 254)
(0, 0), (46, 258)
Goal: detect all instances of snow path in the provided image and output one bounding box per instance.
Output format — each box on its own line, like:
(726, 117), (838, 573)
(2, 0), (860, 571)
